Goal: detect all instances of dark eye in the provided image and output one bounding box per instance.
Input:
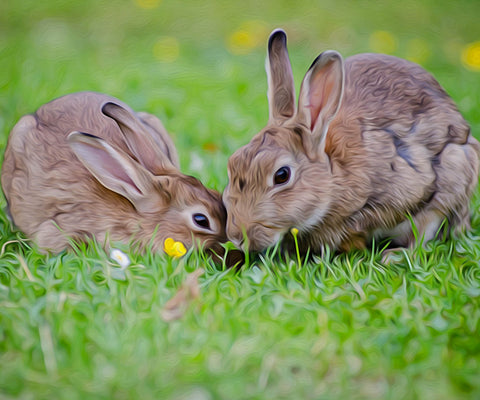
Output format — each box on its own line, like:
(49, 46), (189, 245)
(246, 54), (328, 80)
(274, 166), (291, 185)
(193, 213), (211, 230)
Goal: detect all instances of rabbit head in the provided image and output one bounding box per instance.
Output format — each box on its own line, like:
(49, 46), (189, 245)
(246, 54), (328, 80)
(67, 102), (231, 255)
(70, 130), (227, 248)
(223, 29), (345, 252)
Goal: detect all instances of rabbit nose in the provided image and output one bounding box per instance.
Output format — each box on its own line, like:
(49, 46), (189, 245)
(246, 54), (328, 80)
(231, 236), (245, 250)
(229, 229), (245, 250)
(227, 216), (246, 250)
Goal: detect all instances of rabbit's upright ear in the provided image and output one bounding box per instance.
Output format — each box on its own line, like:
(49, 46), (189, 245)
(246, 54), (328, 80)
(68, 132), (168, 212)
(101, 102), (176, 175)
(296, 51), (344, 155)
(266, 29), (296, 123)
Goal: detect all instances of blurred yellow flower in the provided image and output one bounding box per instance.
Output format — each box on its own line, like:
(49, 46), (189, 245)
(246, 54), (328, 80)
(164, 238), (187, 258)
(290, 227), (299, 237)
(153, 36), (180, 63)
(369, 31), (397, 54)
(228, 30), (256, 54)
(134, 0), (161, 9)
(202, 142), (219, 152)
(406, 38), (430, 65)
(462, 41), (480, 71)
(226, 20), (269, 55)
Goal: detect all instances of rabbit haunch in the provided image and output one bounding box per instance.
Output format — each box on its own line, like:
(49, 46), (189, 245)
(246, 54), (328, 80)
(223, 29), (480, 254)
(1, 92), (229, 255)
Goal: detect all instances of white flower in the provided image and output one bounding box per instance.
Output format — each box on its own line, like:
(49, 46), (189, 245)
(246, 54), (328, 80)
(109, 249), (130, 269)
(189, 152), (205, 172)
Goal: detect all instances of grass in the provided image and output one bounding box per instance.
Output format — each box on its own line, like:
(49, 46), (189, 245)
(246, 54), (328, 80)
(1, 0), (480, 399)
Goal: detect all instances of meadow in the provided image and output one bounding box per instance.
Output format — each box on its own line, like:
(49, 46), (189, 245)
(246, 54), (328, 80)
(0, 0), (480, 399)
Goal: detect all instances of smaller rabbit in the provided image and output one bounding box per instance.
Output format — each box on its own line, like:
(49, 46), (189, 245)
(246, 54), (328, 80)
(223, 29), (480, 255)
(1, 92), (234, 261)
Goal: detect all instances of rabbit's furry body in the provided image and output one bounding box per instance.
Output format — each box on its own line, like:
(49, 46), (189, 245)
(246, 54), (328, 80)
(224, 31), (480, 254)
(2, 92), (228, 254)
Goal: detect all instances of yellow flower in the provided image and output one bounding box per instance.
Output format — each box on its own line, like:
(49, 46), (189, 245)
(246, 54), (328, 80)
(164, 238), (187, 258)
(134, 0), (161, 9)
(110, 248), (130, 269)
(153, 36), (180, 63)
(227, 30), (256, 55)
(369, 31), (397, 54)
(462, 41), (480, 71)
(226, 20), (268, 55)
(290, 227), (302, 267)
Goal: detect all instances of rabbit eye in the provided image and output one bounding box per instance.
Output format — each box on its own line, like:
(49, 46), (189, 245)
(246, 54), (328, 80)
(274, 166), (291, 185)
(193, 213), (211, 230)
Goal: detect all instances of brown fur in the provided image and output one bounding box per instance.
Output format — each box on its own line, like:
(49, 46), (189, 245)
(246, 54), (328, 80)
(224, 30), (480, 254)
(1, 92), (231, 257)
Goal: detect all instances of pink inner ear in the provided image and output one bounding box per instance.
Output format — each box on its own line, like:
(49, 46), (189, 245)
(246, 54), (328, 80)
(82, 146), (142, 195)
(308, 61), (337, 131)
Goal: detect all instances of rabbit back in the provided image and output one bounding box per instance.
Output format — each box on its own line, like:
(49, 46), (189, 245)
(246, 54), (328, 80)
(304, 54), (480, 251)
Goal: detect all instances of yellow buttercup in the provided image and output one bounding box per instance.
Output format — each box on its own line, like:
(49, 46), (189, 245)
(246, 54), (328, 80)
(164, 238), (187, 258)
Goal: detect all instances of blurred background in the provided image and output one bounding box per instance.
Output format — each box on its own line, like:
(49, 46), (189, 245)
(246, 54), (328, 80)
(1, 0), (480, 189)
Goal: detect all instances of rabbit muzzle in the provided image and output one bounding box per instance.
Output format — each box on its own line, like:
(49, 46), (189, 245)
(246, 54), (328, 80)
(227, 215), (283, 253)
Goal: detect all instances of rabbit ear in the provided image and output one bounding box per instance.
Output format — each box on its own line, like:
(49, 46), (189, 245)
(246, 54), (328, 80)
(266, 29), (296, 122)
(101, 102), (176, 175)
(68, 131), (168, 211)
(296, 51), (344, 154)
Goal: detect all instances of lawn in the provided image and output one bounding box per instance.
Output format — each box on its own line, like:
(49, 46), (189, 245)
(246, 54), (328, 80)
(1, 0), (480, 399)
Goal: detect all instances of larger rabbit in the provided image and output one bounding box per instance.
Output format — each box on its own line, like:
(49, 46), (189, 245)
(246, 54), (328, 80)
(1, 92), (231, 258)
(223, 29), (480, 254)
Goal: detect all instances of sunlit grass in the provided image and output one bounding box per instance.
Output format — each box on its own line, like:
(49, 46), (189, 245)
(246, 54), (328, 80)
(1, 0), (480, 399)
